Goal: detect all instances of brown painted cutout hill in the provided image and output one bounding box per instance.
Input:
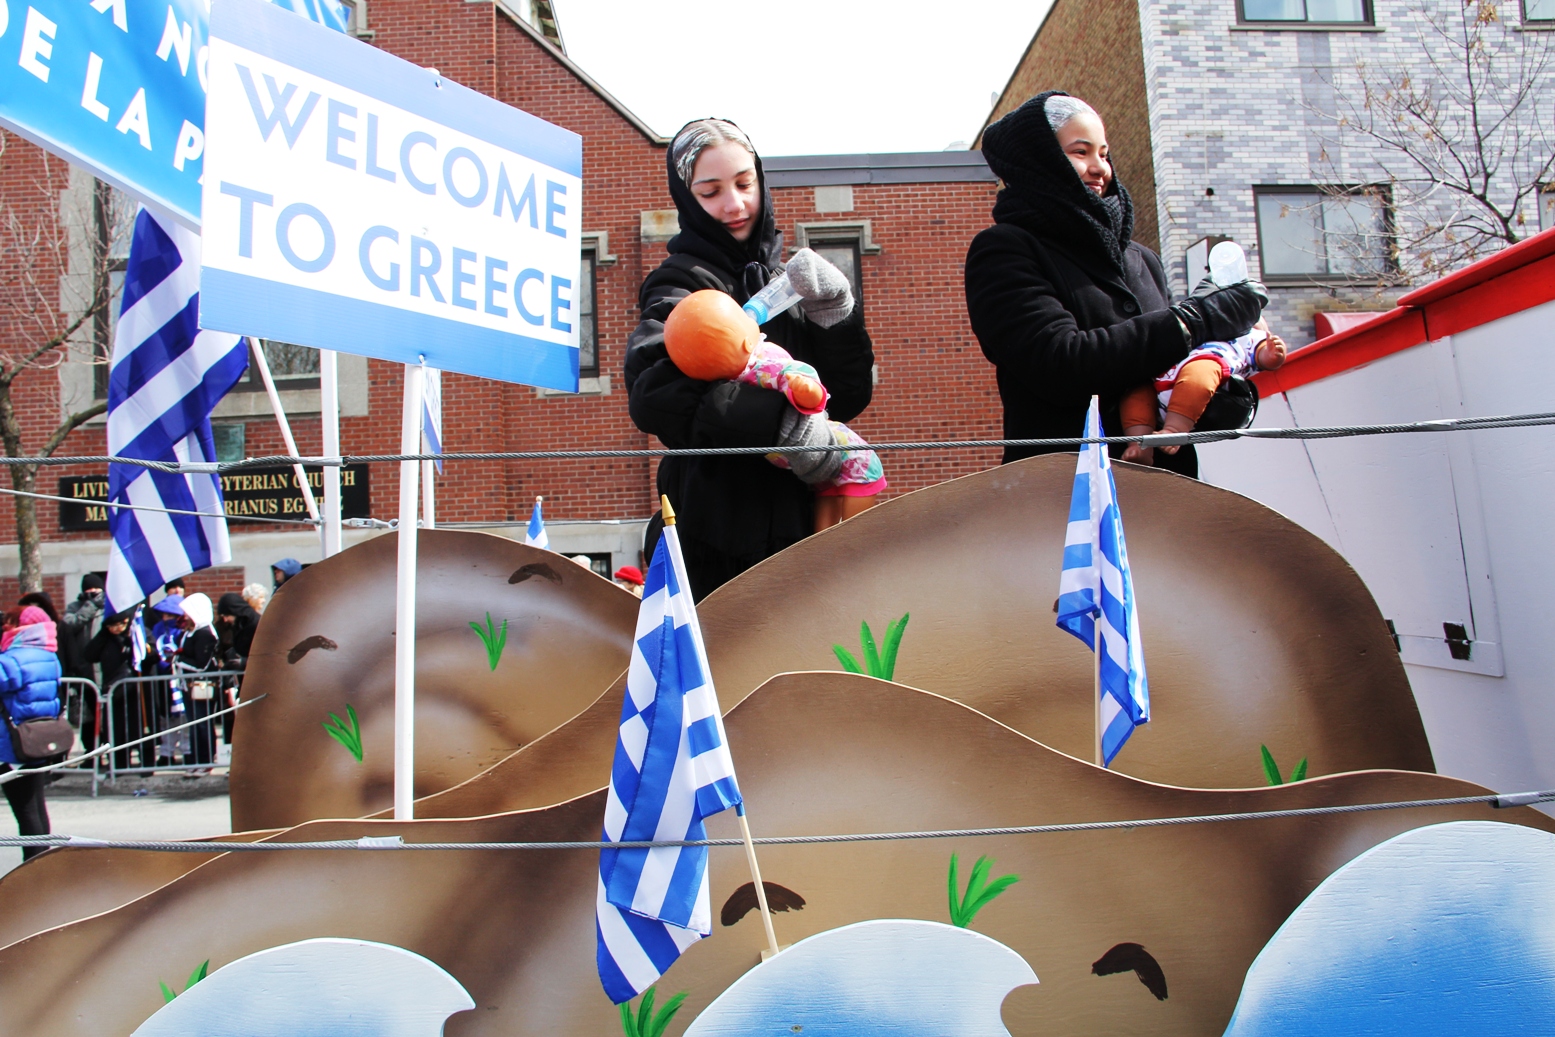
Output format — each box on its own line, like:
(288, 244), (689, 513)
(0, 673), (1536, 1037)
(228, 529), (639, 830)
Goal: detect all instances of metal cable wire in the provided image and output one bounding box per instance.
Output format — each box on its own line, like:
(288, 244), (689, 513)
(6, 788), (1550, 852)
(3, 411), (1553, 473)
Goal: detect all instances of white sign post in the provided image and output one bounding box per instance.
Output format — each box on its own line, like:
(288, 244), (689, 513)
(200, 0), (582, 818)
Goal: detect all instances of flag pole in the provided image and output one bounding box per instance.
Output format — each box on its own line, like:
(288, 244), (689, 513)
(250, 340), (322, 540)
(393, 362), (425, 820)
(660, 494), (781, 961)
(1093, 637), (1103, 767)
(319, 349), (342, 558)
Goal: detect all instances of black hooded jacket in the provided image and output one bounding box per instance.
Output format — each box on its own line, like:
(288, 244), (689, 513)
(966, 91), (1196, 474)
(217, 593), (260, 669)
(624, 128), (875, 597)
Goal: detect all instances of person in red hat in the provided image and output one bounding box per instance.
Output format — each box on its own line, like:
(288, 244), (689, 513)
(613, 566), (645, 599)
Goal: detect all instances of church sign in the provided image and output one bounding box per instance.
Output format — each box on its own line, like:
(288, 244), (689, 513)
(59, 464), (370, 532)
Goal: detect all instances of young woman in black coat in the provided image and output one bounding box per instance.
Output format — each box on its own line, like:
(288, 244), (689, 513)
(966, 92), (1266, 477)
(625, 119), (875, 599)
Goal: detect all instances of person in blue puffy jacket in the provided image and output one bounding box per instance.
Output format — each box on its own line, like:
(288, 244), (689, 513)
(0, 605), (63, 861)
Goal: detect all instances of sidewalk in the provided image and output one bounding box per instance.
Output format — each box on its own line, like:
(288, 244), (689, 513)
(0, 770), (232, 878)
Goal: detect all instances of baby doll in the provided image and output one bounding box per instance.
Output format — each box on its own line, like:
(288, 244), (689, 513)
(663, 289), (886, 531)
(1120, 318), (1288, 464)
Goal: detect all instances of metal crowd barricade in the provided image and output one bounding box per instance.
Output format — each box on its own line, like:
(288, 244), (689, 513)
(97, 669), (247, 792)
(57, 676), (100, 738)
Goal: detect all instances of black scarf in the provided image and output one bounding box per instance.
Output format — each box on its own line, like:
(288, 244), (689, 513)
(663, 120), (785, 303)
(981, 90), (1135, 275)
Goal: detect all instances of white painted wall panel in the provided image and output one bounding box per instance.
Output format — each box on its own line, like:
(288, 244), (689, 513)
(1201, 299), (1555, 792)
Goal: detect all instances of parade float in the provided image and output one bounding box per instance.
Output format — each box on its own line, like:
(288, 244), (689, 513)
(2, 0), (1554, 1033)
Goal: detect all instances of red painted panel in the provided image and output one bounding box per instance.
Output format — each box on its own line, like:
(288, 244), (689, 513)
(1423, 252), (1555, 340)
(1253, 308), (1428, 396)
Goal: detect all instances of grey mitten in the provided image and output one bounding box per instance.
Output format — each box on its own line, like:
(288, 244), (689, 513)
(776, 407), (843, 486)
(785, 248), (854, 328)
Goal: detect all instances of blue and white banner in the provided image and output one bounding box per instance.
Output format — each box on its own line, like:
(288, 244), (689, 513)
(104, 208), (248, 614)
(421, 365), (443, 474)
(1056, 397), (1150, 766)
(0, 0), (347, 225)
(198, 0), (583, 390)
(523, 496), (547, 550)
(597, 521), (743, 1004)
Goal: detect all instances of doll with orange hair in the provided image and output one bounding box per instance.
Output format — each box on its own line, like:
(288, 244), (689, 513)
(664, 289), (885, 531)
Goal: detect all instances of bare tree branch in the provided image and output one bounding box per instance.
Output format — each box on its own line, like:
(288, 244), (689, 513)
(1306, 1), (1555, 284)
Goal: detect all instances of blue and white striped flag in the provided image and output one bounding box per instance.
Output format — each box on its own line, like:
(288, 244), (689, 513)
(104, 210), (248, 614)
(1056, 397), (1149, 766)
(421, 365), (444, 474)
(597, 517), (743, 1004)
(524, 496), (549, 550)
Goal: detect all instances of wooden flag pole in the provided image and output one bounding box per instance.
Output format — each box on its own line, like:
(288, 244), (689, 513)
(738, 811), (782, 961)
(1094, 636), (1103, 767)
(661, 494), (781, 961)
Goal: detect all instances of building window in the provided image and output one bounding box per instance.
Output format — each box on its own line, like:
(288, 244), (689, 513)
(235, 340), (321, 391)
(1239, 0), (1371, 23)
(808, 240), (864, 311)
(1254, 185), (1392, 282)
(213, 423), (245, 463)
(1539, 184), (1555, 233)
(577, 249), (598, 377)
(792, 221), (877, 315)
(91, 181), (133, 400)
(1524, 0), (1555, 21)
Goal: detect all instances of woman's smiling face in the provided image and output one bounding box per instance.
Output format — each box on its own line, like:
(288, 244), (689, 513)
(691, 142), (760, 241)
(1056, 111), (1113, 196)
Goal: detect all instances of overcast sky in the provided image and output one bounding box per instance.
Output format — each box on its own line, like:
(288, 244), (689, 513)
(555, 0), (1055, 156)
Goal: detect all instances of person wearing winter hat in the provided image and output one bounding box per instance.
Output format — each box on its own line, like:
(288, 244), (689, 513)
(613, 565), (645, 598)
(85, 608), (141, 770)
(271, 558), (303, 590)
(61, 574), (107, 748)
(168, 592), (221, 770)
(0, 606), (62, 860)
(625, 118), (875, 600)
(966, 91), (1267, 477)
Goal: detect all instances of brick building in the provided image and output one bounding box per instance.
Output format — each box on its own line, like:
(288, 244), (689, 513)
(980, 0), (1555, 347)
(0, 0), (1003, 595)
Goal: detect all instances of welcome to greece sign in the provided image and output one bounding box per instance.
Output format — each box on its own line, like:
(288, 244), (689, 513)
(198, 0), (582, 390)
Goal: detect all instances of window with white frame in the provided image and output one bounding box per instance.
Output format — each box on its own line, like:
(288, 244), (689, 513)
(1254, 185), (1392, 282)
(1538, 184), (1555, 232)
(1239, 0), (1371, 23)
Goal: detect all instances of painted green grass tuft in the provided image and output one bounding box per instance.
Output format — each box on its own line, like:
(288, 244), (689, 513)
(322, 704), (364, 763)
(833, 613), (910, 680)
(948, 853), (1019, 929)
(159, 959), (209, 1003)
(618, 985), (688, 1037)
(469, 612), (509, 671)
(1260, 744), (1309, 785)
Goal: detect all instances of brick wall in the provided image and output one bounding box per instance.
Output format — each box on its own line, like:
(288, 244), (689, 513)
(0, 0), (1009, 575)
(978, 0), (1159, 252)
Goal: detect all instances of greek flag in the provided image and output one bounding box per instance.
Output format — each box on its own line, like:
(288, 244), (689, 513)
(104, 210), (248, 615)
(596, 519), (743, 1004)
(128, 604), (149, 671)
(421, 366), (444, 474)
(524, 497), (548, 550)
(1056, 397), (1149, 766)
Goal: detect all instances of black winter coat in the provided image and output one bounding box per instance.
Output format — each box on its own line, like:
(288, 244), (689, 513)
(84, 624), (135, 687)
(969, 89), (1196, 475)
(624, 134), (874, 599)
(966, 226), (1196, 473)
